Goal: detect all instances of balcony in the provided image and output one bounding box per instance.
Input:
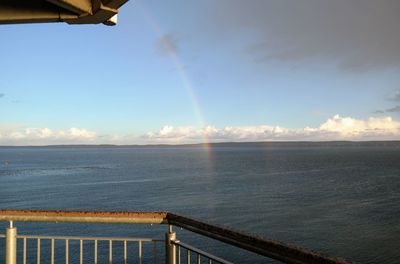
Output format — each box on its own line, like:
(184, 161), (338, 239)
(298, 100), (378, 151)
(0, 210), (352, 264)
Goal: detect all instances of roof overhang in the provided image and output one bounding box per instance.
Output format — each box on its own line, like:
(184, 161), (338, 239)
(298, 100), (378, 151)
(0, 0), (129, 26)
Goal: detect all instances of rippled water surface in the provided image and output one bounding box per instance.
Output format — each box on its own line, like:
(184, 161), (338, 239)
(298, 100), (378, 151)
(0, 144), (399, 263)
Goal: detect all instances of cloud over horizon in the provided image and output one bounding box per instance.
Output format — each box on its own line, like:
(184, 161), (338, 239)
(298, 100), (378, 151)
(0, 127), (97, 145)
(144, 115), (400, 143)
(1, 115), (399, 146)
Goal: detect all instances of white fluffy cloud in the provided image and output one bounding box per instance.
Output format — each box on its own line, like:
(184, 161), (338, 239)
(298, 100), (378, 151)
(143, 115), (400, 143)
(0, 127), (97, 145)
(1, 115), (399, 145)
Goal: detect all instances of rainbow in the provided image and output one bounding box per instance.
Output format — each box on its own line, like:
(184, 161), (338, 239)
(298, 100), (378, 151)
(137, 2), (214, 163)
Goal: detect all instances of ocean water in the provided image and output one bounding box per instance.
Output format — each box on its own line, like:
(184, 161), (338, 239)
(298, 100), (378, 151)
(0, 144), (399, 263)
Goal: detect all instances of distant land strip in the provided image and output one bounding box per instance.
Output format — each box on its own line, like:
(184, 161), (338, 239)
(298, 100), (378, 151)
(1, 141), (400, 148)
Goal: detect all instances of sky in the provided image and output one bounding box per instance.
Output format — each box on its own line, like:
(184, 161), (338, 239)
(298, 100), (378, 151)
(1, 0), (400, 145)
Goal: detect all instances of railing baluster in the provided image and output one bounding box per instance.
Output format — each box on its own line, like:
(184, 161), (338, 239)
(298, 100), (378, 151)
(80, 239), (83, 264)
(124, 240), (127, 264)
(153, 241), (157, 264)
(208, 259), (212, 264)
(178, 245), (181, 264)
(23, 237), (27, 264)
(138, 240), (142, 264)
(109, 240), (113, 264)
(197, 253), (200, 264)
(166, 227), (177, 264)
(187, 249), (190, 264)
(51, 238), (55, 264)
(37, 238), (41, 264)
(5, 222), (17, 264)
(94, 240), (98, 264)
(65, 239), (69, 264)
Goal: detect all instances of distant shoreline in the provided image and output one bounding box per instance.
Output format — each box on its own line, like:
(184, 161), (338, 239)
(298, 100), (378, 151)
(1, 141), (400, 148)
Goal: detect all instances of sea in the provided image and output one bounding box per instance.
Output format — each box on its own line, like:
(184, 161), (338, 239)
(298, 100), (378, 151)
(0, 142), (399, 263)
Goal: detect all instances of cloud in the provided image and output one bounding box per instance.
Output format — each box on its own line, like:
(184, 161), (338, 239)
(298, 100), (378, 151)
(388, 90), (400, 102)
(316, 115), (400, 138)
(375, 98), (400, 113)
(143, 115), (400, 143)
(0, 93), (5, 98)
(208, 0), (400, 71)
(375, 90), (400, 113)
(1, 115), (399, 145)
(0, 127), (97, 145)
(386, 106), (400, 113)
(156, 34), (179, 55)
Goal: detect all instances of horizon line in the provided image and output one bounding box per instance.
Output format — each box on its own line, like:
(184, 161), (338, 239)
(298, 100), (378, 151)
(1, 140), (400, 148)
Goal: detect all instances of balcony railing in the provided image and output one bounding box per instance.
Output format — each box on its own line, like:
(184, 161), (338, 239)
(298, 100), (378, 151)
(0, 210), (353, 264)
(0, 233), (163, 264)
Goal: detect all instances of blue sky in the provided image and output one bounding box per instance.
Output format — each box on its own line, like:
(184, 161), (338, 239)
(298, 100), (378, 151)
(1, 0), (400, 145)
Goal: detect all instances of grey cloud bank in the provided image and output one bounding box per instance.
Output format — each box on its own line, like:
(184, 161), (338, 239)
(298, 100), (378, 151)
(207, 0), (400, 71)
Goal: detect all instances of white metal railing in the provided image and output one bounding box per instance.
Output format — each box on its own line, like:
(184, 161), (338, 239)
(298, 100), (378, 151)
(17, 235), (162, 264)
(0, 233), (232, 264)
(0, 221), (232, 264)
(0, 209), (354, 264)
(0, 233), (164, 264)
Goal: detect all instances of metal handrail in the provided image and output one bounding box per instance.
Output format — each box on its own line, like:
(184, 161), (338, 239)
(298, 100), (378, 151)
(16, 234), (163, 242)
(0, 209), (354, 264)
(167, 213), (354, 264)
(0, 210), (167, 224)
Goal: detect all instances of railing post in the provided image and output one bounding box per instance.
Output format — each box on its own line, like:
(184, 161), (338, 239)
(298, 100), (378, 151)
(165, 225), (176, 264)
(5, 221), (17, 264)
